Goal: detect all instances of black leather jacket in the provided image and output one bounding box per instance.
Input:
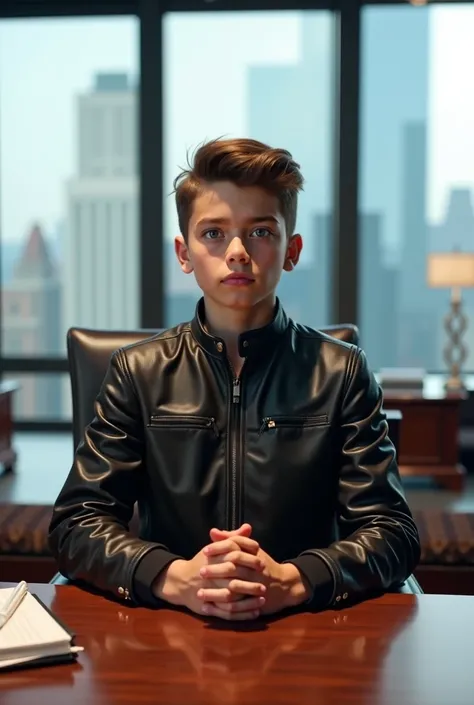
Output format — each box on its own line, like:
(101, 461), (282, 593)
(49, 299), (420, 609)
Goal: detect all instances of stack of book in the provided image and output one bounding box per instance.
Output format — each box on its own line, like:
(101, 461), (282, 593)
(378, 368), (425, 395)
(0, 581), (83, 671)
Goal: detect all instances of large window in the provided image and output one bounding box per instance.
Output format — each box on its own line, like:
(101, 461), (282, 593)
(359, 4), (474, 372)
(3, 374), (70, 421)
(0, 17), (139, 363)
(0, 17), (138, 423)
(163, 11), (335, 328)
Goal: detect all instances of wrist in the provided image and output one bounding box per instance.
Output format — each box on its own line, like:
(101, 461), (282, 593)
(152, 559), (188, 606)
(281, 563), (312, 608)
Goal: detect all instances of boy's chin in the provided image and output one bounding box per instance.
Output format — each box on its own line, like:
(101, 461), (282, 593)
(204, 289), (274, 310)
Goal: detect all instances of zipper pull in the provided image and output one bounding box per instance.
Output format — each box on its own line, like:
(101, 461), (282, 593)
(259, 417), (275, 435)
(207, 417), (219, 438)
(232, 379), (241, 403)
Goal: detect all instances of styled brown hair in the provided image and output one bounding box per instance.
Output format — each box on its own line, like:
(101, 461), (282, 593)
(173, 138), (304, 240)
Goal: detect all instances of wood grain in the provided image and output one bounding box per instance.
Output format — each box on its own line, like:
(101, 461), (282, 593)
(1, 584), (473, 705)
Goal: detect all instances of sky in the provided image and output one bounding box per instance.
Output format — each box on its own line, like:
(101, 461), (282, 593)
(428, 5), (474, 223)
(0, 7), (474, 247)
(0, 17), (139, 244)
(0, 13), (299, 245)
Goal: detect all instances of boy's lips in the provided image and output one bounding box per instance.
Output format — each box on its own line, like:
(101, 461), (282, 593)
(222, 273), (255, 285)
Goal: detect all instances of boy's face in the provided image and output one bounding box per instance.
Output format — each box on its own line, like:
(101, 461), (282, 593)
(175, 181), (302, 312)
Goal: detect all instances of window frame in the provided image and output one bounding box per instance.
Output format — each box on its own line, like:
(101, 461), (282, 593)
(3, 0), (472, 428)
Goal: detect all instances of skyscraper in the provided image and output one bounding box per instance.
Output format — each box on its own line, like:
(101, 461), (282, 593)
(246, 14), (333, 327)
(396, 121), (435, 367)
(359, 213), (397, 369)
(357, 8), (433, 370)
(63, 73), (139, 337)
(360, 8), (430, 257)
(3, 224), (62, 417)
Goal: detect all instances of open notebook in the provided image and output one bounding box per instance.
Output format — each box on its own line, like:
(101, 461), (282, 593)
(0, 587), (83, 671)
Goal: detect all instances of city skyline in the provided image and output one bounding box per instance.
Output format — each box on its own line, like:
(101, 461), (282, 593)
(2, 6), (474, 421)
(2, 7), (474, 244)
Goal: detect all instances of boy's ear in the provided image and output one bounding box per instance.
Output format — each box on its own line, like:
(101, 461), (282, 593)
(175, 235), (194, 274)
(283, 234), (303, 272)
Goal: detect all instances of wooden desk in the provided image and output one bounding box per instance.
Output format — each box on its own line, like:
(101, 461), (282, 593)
(2, 584), (474, 705)
(384, 385), (466, 491)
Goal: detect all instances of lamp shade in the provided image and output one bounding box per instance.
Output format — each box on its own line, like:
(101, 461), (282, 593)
(427, 252), (474, 288)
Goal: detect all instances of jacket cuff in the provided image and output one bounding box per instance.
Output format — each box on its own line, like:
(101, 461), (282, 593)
(285, 553), (335, 609)
(132, 548), (183, 607)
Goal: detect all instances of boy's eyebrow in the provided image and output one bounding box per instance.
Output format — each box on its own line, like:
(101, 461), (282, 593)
(196, 215), (280, 228)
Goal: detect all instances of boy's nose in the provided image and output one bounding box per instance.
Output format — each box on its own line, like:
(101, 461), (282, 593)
(226, 237), (250, 264)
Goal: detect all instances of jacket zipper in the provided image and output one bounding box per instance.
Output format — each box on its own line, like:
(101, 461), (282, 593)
(259, 414), (329, 434)
(232, 378), (241, 403)
(228, 363), (243, 530)
(148, 415), (219, 437)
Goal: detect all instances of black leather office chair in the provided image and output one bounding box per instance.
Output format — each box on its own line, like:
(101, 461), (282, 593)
(52, 322), (422, 594)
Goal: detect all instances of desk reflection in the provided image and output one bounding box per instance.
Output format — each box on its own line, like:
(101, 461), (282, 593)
(49, 592), (417, 705)
(0, 660), (81, 700)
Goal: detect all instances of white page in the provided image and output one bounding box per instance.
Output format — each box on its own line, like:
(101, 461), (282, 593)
(0, 589), (72, 660)
(0, 646), (84, 670)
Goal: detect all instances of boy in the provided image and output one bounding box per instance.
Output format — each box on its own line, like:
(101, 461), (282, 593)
(49, 138), (420, 621)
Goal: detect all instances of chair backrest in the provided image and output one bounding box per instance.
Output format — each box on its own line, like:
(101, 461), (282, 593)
(67, 323), (359, 452)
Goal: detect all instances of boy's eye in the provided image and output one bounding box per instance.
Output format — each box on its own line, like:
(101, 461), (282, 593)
(203, 229), (221, 240)
(250, 227), (272, 238)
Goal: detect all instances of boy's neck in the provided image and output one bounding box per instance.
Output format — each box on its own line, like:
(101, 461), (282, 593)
(203, 295), (276, 373)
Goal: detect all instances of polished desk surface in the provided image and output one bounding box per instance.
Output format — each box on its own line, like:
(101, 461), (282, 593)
(1, 585), (473, 705)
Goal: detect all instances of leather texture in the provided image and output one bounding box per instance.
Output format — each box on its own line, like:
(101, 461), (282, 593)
(67, 322), (359, 453)
(49, 299), (421, 606)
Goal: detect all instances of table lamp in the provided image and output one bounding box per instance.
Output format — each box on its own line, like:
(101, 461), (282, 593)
(427, 251), (474, 391)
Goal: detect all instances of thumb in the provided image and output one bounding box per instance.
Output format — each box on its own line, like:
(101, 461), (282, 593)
(209, 523), (252, 542)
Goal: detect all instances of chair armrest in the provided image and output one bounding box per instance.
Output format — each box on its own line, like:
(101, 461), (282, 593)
(50, 572), (71, 585)
(390, 574), (423, 595)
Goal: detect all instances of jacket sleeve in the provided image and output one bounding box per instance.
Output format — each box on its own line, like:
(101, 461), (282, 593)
(48, 349), (181, 606)
(287, 347), (421, 609)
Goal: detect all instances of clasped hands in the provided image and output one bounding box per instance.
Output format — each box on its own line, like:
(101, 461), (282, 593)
(155, 523), (310, 621)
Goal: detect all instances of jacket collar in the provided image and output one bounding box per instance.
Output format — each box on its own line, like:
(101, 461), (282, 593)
(191, 297), (289, 361)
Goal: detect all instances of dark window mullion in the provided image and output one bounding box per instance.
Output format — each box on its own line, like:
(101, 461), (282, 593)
(15, 421), (72, 432)
(1, 359), (69, 373)
(332, 0), (361, 325)
(159, 1), (335, 11)
(0, 2), (138, 18)
(139, 0), (165, 328)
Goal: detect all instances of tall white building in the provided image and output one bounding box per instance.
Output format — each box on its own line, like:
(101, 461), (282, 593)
(3, 224), (63, 418)
(64, 73), (139, 337)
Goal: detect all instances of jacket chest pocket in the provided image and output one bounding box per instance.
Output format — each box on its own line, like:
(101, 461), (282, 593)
(252, 413), (333, 497)
(146, 415), (221, 494)
(259, 414), (329, 434)
(148, 415), (219, 437)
